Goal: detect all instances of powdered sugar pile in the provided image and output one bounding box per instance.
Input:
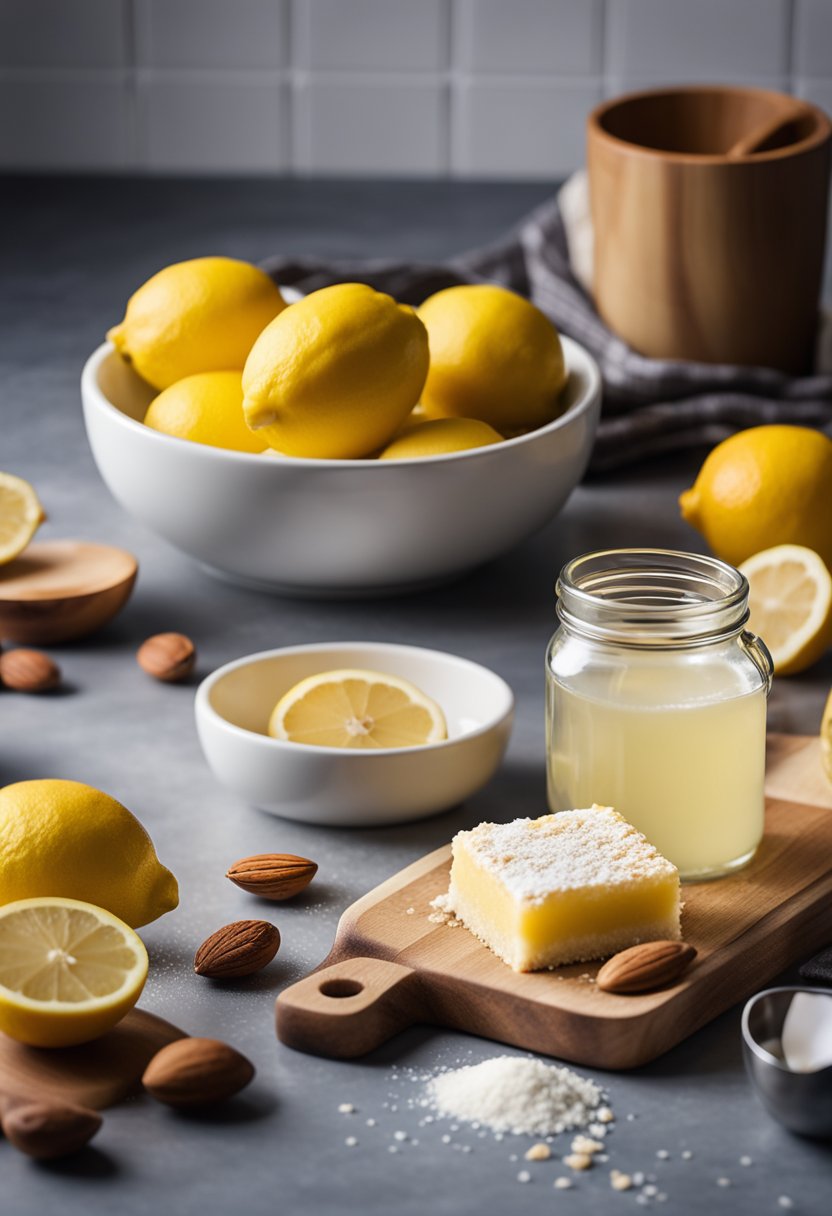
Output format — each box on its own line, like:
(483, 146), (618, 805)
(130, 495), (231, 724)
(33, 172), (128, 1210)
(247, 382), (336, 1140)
(427, 1055), (603, 1137)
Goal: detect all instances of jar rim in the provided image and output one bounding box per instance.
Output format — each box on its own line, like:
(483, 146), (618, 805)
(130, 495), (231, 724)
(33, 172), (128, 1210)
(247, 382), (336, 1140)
(556, 548), (749, 646)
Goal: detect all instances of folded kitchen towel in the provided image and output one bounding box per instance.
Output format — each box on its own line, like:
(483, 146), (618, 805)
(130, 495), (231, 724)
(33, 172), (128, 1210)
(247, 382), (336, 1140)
(263, 173), (832, 472)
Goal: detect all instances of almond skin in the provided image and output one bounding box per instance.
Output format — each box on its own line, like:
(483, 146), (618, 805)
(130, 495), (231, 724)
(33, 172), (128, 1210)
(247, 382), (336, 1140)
(137, 632), (196, 682)
(596, 940), (697, 994)
(3, 1101), (102, 1159)
(226, 853), (317, 901)
(194, 919), (280, 979)
(142, 1038), (254, 1108)
(0, 648), (60, 692)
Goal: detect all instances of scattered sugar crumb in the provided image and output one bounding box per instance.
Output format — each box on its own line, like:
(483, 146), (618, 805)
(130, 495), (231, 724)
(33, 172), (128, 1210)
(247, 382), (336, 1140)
(525, 1143), (551, 1161)
(554, 1178), (574, 1190)
(572, 1136), (603, 1154)
(739, 1155), (753, 1167)
(365, 1118), (376, 1127)
(656, 1149), (670, 1159)
(778, 1198), (794, 1210)
(387, 1145), (398, 1154)
(393, 1131), (407, 1142)
(338, 1103), (355, 1115)
(632, 1172), (645, 1186)
(344, 1136), (358, 1147)
(564, 1153), (593, 1171)
(717, 1177), (732, 1188)
(611, 1171), (633, 1191)
(596, 1106), (615, 1123)
(517, 1171), (531, 1183)
(405, 907), (415, 915)
(643, 1185), (658, 1198)
(441, 1134), (451, 1144)
(681, 1151), (693, 1161)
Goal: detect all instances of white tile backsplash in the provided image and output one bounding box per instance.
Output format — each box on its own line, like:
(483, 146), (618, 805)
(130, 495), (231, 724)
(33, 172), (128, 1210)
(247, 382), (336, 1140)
(295, 76), (447, 174)
(138, 73), (289, 172)
(295, 0), (448, 72)
(456, 0), (602, 76)
(0, 0), (829, 176)
(605, 0), (790, 81)
(134, 0), (289, 71)
(0, 0), (127, 70)
(793, 0), (832, 78)
(454, 78), (601, 178)
(0, 72), (132, 168)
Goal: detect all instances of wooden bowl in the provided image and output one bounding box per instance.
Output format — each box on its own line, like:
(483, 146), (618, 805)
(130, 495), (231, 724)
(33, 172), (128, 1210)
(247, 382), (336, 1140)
(0, 540), (137, 644)
(587, 85), (832, 372)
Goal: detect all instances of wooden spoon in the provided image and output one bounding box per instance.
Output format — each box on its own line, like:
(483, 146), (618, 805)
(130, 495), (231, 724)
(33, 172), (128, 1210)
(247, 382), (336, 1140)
(0, 540), (137, 644)
(727, 99), (813, 158)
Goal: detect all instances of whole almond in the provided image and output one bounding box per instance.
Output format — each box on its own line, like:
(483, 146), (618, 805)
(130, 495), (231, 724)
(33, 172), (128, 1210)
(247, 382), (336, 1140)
(0, 648), (60, 693)
(3, 1101), (102, 1159)
(142, 1038), (254, 1108)
(137, 632), (196, 682)
(194, 919), (280, 979)
(226, 853), (317, 901)
(597, 940), (697, 994)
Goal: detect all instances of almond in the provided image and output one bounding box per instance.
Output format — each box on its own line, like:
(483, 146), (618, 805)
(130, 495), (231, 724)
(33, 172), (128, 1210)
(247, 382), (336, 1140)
(142, 1038), (254, 1108)
(0, 648), (60, 693)
(3, 1101), (102, 1160)
(194, 919), (280, 979)
(226, 853), (317, 901)
(596, 940), (697, 994)
(137, 632), (196, 682)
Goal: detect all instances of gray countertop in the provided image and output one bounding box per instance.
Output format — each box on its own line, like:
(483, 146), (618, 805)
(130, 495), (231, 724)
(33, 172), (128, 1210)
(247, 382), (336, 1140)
(2, 177), (831, 1215)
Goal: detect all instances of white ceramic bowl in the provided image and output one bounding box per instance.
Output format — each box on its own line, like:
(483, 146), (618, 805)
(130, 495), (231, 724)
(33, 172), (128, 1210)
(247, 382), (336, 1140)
(81, 334), (600, 597)
(194, 642), (514, 826)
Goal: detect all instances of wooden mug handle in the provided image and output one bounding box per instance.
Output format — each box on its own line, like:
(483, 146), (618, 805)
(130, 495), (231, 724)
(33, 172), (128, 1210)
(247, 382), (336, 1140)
(276, 957), (424, 1059)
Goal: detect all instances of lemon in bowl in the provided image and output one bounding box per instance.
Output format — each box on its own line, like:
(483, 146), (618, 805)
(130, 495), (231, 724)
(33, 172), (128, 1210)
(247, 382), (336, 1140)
(108, 256), (286, 390)
(242, 283), (429, 459)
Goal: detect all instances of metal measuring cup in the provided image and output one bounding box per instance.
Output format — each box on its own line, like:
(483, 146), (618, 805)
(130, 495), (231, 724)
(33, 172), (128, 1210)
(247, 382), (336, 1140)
(742, 986), (832, 1138)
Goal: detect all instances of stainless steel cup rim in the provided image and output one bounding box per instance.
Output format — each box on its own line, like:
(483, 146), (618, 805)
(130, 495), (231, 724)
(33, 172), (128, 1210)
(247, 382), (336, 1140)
(741, 985), (832, 1076)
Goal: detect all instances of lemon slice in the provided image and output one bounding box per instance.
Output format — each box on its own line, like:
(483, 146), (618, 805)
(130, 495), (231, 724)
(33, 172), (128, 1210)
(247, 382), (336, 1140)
(0, 473), (45, 565)
(0, 897), (148, 1047)
(269, 668), (447, 749)
(740, 545), (832, 676)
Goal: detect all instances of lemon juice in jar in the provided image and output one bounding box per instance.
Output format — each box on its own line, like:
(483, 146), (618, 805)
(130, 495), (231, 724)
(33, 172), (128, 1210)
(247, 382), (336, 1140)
(546, 550), (773, 880)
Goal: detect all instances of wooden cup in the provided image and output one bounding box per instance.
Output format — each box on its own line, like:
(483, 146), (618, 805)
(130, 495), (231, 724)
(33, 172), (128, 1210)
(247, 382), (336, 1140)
(587, 86), (831, 373)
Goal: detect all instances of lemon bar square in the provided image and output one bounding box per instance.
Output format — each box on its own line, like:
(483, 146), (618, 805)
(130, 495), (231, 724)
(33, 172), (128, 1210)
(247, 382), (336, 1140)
(444, 806), (681, 972)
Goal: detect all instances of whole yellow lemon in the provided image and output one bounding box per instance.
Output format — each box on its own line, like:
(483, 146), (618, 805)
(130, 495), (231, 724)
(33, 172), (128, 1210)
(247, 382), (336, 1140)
(679, 426), (832, 568)
(242, 283), (429, 459)
(379, 418), (503, 460)
(144, 371), (266, 454)
(108, 257), (286, 390)
(418, 284), (567, 430)
(0, 779), (178, 928)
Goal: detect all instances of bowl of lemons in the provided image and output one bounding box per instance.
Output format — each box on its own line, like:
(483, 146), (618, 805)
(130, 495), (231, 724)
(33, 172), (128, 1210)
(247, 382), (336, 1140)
(82, 258), (601, 595)
(195, 641), (514, 825)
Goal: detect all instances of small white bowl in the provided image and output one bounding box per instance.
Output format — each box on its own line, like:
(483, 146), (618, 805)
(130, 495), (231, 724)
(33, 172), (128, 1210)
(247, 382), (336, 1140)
(194, 642), (514, 826)
(81, 334), (601, 597)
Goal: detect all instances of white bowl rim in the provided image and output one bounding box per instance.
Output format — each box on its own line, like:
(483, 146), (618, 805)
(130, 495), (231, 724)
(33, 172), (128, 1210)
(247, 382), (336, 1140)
(82, 332), (601, 470)
(195, 640), (515, 757)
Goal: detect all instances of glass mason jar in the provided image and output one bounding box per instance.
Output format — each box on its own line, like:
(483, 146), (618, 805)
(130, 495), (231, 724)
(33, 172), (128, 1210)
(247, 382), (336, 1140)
(546, 549), (773, 881)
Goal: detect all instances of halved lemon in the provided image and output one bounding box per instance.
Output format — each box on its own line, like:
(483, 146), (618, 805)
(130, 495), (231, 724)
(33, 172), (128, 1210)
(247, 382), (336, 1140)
(269, 668), (447, 749)
(0, 472), (45, 565)
(0, 897), (148, 1047)
(740, 545), (832, 676)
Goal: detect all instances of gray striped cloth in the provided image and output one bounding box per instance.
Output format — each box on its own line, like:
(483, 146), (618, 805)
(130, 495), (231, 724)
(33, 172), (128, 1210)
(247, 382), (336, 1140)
(263, 192), (832, 471)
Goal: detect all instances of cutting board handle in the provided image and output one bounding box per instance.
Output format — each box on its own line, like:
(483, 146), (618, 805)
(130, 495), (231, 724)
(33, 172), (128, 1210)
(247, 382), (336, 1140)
(275, 957), (423, 1059)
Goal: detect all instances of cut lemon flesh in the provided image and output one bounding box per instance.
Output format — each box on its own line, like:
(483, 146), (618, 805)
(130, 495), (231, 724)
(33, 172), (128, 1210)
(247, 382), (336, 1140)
(740, 545), (832, 676)
(0, 897), (148, 1047)
(0, 472), (45, 564)
(269, 668), (447, 749)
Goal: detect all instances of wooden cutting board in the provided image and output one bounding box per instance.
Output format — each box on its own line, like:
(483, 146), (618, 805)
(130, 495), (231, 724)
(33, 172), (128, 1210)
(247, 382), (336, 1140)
(0, 1009), (185, 1110)
(276, 733), (832, 1070)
